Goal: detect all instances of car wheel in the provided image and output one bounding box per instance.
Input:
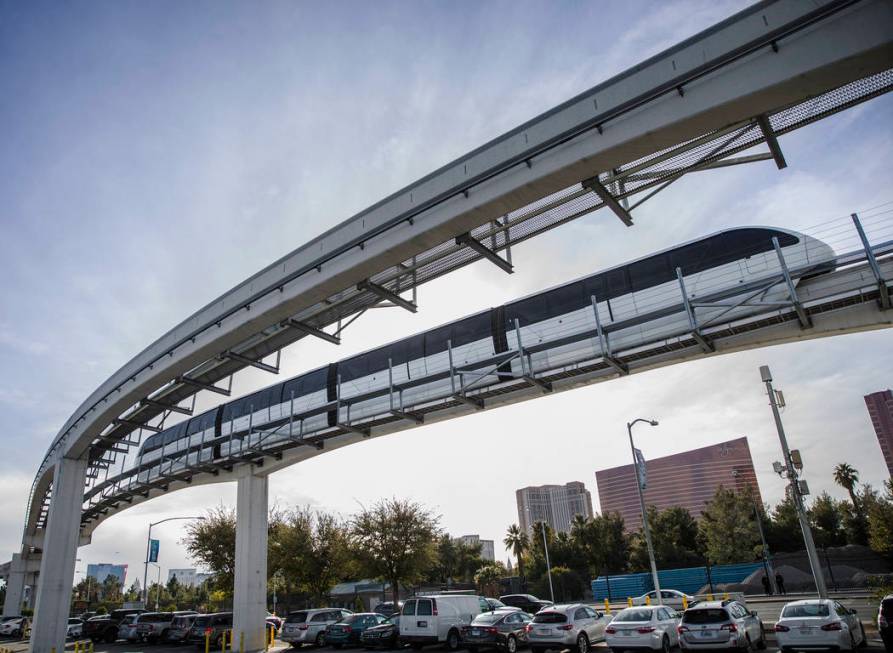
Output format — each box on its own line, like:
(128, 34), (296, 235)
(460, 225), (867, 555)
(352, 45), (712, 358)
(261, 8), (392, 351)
(447, 629), (461, 651)
(105, 629), (117, 644)
(857, 623), (867, 648)
(507, 636), (518, 653)
(661, 635), (670, 653)
(848, 631), (856, 651)
(291, 644), (303, 649)
(316, 633), (326, 647)
(577, 633), (590, 653)
(410, 644), (424, 650)
(756, 625), (767, 650)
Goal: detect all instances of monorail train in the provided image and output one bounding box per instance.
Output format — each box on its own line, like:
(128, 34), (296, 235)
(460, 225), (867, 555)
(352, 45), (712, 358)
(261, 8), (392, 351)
(135, 227), (834, 480)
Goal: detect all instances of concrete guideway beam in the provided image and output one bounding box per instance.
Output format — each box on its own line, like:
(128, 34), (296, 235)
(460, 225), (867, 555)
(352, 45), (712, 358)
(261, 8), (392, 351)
(2, 554), (27, 618)
(30, 456), (87, 653)
(233, 471), (268, 653)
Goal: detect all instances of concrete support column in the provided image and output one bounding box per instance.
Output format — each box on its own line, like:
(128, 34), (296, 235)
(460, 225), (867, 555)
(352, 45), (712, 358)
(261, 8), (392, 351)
(30, 455), (87, 653)
(233, 472), (268, 652)
(2, 553), (27, 617)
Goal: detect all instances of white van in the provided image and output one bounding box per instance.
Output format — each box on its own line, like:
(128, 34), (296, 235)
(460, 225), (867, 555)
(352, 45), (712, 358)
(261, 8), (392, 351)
(400, 594), (484, 649)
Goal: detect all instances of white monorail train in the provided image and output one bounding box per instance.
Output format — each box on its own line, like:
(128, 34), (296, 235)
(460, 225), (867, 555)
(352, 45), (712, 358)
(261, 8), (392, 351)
(135, 227), (834, 480)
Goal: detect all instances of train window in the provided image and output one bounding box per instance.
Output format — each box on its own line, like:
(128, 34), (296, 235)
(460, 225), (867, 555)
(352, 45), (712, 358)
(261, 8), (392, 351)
(545, 280), (587, 318)
(423, 311), (490, 356)
(280, 367), (327, 403)
(186, 409), (216, 436)
(629, 254), (672, 292)
(605, 268), (630, 299)
(505, 294), (548, 326)
(583, 274), (607, 304)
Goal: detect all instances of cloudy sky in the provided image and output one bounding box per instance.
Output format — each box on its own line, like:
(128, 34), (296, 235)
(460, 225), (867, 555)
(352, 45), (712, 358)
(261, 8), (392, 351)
(1, 0), (891, 589)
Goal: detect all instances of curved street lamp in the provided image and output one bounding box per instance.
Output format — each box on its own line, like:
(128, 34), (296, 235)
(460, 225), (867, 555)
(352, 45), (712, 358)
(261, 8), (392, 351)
(142, 516), (205, 605)
(627, 418), (661, 604)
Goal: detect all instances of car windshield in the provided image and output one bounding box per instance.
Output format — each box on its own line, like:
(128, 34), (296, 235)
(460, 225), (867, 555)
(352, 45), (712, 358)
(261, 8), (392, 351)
(69, 619), (81, 625)
(532, 613), (567, 624)
(683, 609), (729, 624)
(615, 610), (655, 622)
(193, 616), (210, 627)
(782, 604), (830, 618)
(342, 615), (363, 624)
(285, 612), (308, 624)
(489, 600), (507, 608)
(472, 614), (503, 625)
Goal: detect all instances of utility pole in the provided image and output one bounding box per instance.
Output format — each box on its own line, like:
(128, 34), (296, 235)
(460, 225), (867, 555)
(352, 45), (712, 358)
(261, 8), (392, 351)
(540, 523), (555, 603)
(760, 365), (828, 598)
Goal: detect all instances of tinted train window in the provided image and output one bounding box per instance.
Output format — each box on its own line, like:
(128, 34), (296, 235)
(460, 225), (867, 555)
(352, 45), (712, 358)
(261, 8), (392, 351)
(605, 268), (630, 297)
(423, 312), (491, 356)
(186, 409), (217, 436)
(280, 367), (327, 403)
(629, 255), (671, 293)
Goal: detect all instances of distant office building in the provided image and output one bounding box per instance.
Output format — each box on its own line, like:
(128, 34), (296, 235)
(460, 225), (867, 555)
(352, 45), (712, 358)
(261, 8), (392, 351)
(865, 390), (893, 477)
(595, 436), (761, 532)
(168, 568), (198, 587)
(455, 535), (496, 561)
(86, 563), (127, 586)
(516, 482), (594, 534)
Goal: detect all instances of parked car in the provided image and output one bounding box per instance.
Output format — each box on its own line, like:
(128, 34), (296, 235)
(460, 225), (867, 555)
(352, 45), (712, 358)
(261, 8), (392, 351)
(360, 615), (402, 649)
(483, 599), (521, 613)
(401, 594), (484, 649)
(775, 599), (866, 651)
(0, 617), (30, 638)
(461, 608), (532, 653)
(632, 590), (697, 610)
(86, 608), (143, 643)
(78, 611), (97, 621)
(527, 604), (609, 653)
(119, 613), (142, 643)
(188, 612), (233, 648)
(372, 602), (404, 616)
(280, 608), (353, 648)
(879, 594), (893, 652)
(677, 600), (765, 651)
(167, 613), (197, 643)
(605, 606), (681, 653)
(67, 617), (85, 639)
(500, 595), (553, 615)
(267, 613), (284, 632)
(138, 610), (197, 643)
(326, 613), (390, 648)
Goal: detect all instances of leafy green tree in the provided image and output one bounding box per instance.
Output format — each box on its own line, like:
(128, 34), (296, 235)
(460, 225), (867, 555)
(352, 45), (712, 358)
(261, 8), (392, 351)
(183, 506), (237, 594)
(351, 498), (440, 605)
(503, 524), (529, 583)
(548, 565), (586, 602)
(700, 486), (759, 564)
(809, 492), (846, 547)
(864, 484), (893, 558)
(456, 540), (484, 583)
(833, 463), (861, 511)
(167, 574), (181, 602)
(474, 562), (505, 596)
(101, 574), (122, 603)
(766, 494), (803, 552)
(629, 506), (702, 570)
(430, 535), (459, 584)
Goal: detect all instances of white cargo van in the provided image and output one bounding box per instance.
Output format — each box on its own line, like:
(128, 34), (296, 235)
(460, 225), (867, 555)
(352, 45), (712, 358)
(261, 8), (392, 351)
(400, 595), (484, 649)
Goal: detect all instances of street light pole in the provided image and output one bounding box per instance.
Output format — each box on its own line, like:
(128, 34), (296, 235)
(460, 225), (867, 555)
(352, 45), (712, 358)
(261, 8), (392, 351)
(142, 516), (205, 606)
(759, 365), (827, 598)
(540, 524), (554, 603)
(628, 418), (662, 605)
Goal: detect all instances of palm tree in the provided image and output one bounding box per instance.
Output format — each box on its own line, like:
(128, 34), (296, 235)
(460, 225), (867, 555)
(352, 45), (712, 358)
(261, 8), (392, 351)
(504, 524), (529, 583)
(833, 463), (861, 511)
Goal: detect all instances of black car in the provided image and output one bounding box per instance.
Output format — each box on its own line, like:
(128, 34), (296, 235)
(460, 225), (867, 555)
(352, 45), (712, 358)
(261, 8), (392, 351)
(879, 594), (892, 652)
(499, 595), (552, 615)
(461, 610), (532, 653)
(360, 615), (402, 649)
(85, 609), (144, 643)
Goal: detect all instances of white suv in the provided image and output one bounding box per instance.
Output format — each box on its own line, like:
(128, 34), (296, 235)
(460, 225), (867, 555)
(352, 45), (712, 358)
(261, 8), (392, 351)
(280, 608), (353, 647)
(527, 604), (609, 653)
(678, 601), (765, 651)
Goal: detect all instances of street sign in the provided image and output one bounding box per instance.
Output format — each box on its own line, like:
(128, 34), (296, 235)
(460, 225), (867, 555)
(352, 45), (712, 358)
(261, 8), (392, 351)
(149, 538), (160, 563)
(634, 447), (647, 490)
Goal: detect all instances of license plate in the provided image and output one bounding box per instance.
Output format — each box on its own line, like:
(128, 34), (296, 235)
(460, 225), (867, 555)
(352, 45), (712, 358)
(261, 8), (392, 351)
(698, 631), (713, 638)
(472, 629), (480, 636)
(620, 630), (632, 636)
(417, 621), (427, 628)
(799, 629), (811, 635)
(537, 627), (551, 635)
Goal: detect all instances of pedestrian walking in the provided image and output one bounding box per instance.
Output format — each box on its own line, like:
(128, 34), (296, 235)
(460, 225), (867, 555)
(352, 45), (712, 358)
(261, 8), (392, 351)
(775, 572), (786, 595)
(761, 575), (772, 595)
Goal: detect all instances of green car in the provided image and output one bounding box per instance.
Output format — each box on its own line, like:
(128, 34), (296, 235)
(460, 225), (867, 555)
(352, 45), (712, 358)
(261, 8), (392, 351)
(326, 613), (390, 648)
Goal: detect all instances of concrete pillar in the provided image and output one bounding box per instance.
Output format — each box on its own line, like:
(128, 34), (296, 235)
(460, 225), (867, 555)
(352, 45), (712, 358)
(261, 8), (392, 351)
(233, 472), (268, 652)
(2, 554), (27, 617)
(30, 455), (87, 653)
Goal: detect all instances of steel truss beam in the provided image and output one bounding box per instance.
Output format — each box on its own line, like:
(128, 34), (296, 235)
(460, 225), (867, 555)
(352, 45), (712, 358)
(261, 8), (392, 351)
(757, 114), (788, 169)
(177, 375), (232, 396)
(283, 318), (341, 344)
(113, 418), (161, 433)
(357, 280), (417, 313)
(676, 268), (715, 353)
(590, 295), (629, 374)
(456, 232), (514, 274)
(222, 350), (280, 374)
(773, 237), (812, 328)
(140, 398), (193, 416)
(853, 212), (891, 310)
(583, 177), (634, 226)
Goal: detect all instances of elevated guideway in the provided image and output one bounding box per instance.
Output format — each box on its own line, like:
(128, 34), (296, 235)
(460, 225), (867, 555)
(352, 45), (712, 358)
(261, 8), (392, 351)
(9, 0), (893, 650)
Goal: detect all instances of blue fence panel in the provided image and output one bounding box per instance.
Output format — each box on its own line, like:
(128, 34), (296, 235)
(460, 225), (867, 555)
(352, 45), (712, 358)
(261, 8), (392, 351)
(591, 561), (764, 601)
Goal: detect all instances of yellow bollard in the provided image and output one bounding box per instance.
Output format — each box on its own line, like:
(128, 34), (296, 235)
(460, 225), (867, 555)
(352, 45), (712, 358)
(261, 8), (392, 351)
(645, 594), (651, 605)
(604, 598), (611, 614)
(90, 641), (94, 653)
(221, 629), (228, 653)
(75, 641), (79, 653)
(205, 631), (211, 653)
(627, 596), (633, 607)
(682, 596), (688, 610)
(707, 593), (714, 601)
(240, 631), (245, 653)
(723, 592), (729, 601)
